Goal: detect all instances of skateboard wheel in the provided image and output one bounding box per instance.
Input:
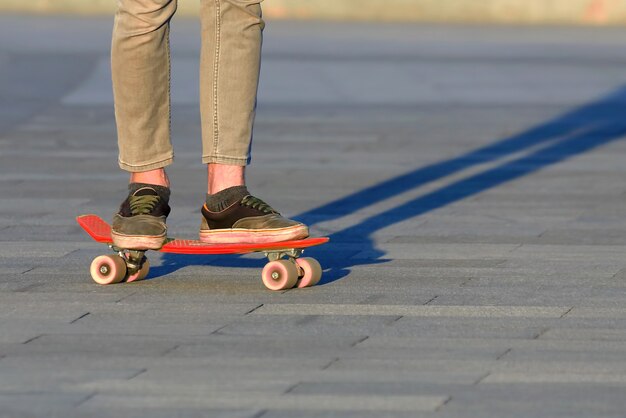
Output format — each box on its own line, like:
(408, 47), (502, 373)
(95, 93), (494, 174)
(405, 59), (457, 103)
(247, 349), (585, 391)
(90, 255), (127, 285)
(261, 260), (299, 291)
(126, 258), (150, 283)
(295, 257), (322, 288)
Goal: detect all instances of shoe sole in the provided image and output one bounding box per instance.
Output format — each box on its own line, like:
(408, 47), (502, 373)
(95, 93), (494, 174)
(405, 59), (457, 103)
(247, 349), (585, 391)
(199, 224), (309, 244)
(111, 231), (166, 250)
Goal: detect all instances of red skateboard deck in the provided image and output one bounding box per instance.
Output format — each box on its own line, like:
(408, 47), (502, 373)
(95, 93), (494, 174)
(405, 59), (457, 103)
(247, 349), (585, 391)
(77, 214), (328, 290)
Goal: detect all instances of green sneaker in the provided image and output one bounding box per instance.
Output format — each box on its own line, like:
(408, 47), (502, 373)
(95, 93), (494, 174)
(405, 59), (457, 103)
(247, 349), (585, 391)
(200, 186), (308, 244)
(111, 183), (171, 250)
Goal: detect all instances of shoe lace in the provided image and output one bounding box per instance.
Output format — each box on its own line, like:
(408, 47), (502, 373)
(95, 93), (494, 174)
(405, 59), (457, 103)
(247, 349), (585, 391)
(240, 195), (277, 214)
(129, 195), (160, 215)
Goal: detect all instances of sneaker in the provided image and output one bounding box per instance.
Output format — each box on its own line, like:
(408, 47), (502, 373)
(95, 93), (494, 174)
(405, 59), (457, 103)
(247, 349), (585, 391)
(111, 183), (171, 250)
(200, 186), (309, 244)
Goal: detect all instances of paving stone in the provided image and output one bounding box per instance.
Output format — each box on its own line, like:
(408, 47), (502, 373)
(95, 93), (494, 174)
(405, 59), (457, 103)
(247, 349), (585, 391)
(0, 242), (78, 258)
(539, 328), (626, 341)
(0, 393), (92, 418)
(567, 307), (626, 318)
(169, 334), (365, 362)
(439, 385), (626, 418)
(485, 372), (626, 384)
(75, 408), (258, 418)
(1, 334), (180, 357)
(259, 411), (422, 418)
(83, 393), (449, 412)
(0, 366), (144, 392)
(253, 303), (570, 318)
(378, 317), (552, 339)
(80, 408), (258, 418)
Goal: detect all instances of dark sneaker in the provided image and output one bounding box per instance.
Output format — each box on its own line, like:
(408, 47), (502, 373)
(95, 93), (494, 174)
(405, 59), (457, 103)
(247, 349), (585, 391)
(111, 183), (171, 250)
(200, 186), (308, 244)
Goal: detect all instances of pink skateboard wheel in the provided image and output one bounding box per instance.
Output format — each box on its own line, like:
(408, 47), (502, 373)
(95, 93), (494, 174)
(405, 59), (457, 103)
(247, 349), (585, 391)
(90, 255), (127, 285)
(261, 260), (299, 291)
(295, 257), (322, 288)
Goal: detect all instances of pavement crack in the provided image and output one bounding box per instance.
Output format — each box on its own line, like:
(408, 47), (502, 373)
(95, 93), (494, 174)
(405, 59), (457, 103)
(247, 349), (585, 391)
(161, 344), (180, 356)
(388, 315), (404, 324)
(75, 391), (97, 407)
(250, 410), (269, 418)
(283, 382), (300, 394)
(473, 372), (491, 385)
(210, 324), (230, 335)
(127, 368), (147, 380)
(321, 358), (339, 370)
(533, 327), (550, 340)
(22, 335), (43, 345)
(435, 396), (453, 411)
(245, 304), (264, 315)
(351, 336), (369, 347)
(559, 307), (574, 318)
(115, 291), (137, 304)
(496, 348), (512, 360)
(69, 312), (90, 324)
(424, 295), (439, 305)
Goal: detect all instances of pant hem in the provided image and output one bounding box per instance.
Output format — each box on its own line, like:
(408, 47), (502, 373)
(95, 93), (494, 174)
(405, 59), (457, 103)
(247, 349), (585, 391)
(202, 155), (250, 166)
(119, 155), (174, 172)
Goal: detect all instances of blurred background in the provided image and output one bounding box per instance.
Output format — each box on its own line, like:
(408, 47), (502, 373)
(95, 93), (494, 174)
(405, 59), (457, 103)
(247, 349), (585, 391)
(1, 0), (625, 24)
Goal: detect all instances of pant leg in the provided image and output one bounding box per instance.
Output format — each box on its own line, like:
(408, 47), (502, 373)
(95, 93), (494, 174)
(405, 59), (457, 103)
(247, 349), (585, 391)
(199, 0), (265, 166)
(112, 0), (178, 172)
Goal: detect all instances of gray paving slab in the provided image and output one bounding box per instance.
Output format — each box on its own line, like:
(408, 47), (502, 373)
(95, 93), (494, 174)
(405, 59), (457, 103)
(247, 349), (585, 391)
(2, 14), (626, 418)
(83, 393), (449, 412)
(259, 412), (422, 418)
(252, 303), (570, 317)
(75, 409), (257, 418)
(540, 328), (626, 341)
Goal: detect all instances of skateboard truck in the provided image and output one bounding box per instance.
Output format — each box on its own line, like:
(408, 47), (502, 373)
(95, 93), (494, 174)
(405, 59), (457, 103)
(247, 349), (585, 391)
(110, 246), (146, 275)
(264, 248), (303, 262)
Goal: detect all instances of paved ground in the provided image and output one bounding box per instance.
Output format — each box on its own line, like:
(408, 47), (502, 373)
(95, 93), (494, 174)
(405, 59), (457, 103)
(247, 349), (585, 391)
(2, 14), (626, 418)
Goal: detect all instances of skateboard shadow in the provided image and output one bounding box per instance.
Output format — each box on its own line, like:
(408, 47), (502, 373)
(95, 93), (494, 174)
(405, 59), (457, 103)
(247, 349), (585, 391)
(152, 85), (626, 284)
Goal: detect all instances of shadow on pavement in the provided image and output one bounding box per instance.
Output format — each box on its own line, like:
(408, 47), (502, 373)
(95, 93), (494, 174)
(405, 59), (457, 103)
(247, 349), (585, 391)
(151, 85), (626, 285)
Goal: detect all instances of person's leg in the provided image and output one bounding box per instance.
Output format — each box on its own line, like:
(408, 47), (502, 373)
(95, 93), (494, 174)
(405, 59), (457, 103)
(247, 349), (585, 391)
(110, 0), (177, 250)
(199, 0), (263, 169)
(198, 0), (308, 244)
(112, 0), (177, 173)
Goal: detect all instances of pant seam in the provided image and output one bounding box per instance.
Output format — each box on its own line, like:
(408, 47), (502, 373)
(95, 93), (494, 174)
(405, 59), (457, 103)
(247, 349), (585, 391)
(165, 17), (172, 159)
(212, 0), (221, 157)
(166, 21), (172, 157)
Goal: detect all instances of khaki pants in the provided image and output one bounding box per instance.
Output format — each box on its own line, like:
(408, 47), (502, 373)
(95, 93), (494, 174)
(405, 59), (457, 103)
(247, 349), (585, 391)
(112, 0), (264, 172)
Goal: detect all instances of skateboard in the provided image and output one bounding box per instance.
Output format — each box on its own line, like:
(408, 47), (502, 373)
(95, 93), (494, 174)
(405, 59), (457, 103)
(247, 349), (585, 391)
(76, 214), (329, 291)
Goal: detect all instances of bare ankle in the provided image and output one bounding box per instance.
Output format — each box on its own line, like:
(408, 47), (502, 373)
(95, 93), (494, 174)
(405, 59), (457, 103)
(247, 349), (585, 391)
(130, 168), (170, 188)
(207, 164), (245, 194)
